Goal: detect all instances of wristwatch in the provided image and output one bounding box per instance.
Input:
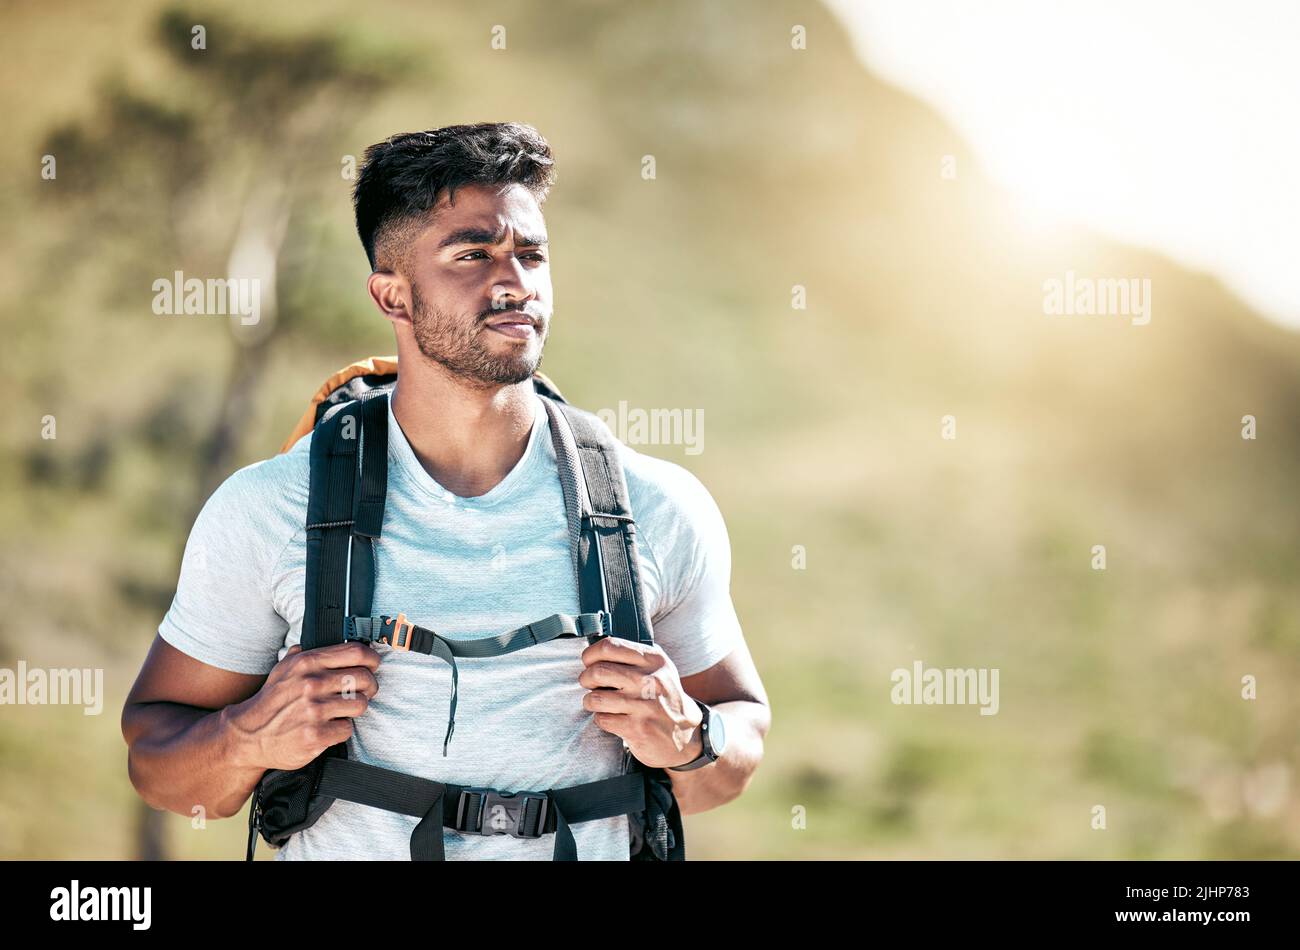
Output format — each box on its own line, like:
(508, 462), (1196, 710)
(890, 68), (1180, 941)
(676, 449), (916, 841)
(668, 700), (727, 771)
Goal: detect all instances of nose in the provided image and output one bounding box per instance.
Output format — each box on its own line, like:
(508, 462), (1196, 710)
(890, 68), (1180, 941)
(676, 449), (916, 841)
(487, 254), (539, 313)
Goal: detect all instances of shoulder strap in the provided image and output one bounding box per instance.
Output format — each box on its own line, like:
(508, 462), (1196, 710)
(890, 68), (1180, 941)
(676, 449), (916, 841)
(304, 387), (650, 653)
(303, 392), (388, 649)
(542, 398), (655, 646)
(542, 396), (685, 861)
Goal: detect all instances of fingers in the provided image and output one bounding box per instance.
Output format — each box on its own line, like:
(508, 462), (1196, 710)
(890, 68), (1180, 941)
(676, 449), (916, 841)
(304, 642), (382, 671)
(326, 667), (380, 699)
(578, 661), (646, 692)
(287, 664), (380, 702)
(579, 636), (660, 670)
(591, 711), (631, 738)
(582, 688), (640, 714)
(310, 717), (356, 747)
(313, 693), (371, 721)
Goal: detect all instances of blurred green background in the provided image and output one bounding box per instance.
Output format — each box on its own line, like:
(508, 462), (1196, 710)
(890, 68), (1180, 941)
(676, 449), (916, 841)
(1, 0), (1297, 860)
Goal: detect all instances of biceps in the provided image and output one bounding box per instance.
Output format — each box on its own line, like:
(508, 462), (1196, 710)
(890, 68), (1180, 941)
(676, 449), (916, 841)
(126, 634), (267, 713)
(678, 638), (768, 711)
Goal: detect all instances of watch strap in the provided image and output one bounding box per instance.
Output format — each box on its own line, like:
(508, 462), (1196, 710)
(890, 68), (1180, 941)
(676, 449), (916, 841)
(668, 700), (716, 771)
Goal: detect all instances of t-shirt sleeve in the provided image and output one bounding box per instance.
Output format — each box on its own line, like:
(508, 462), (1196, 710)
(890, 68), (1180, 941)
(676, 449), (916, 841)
(630, 457), (746, 679)
(157, 460), (294, 675)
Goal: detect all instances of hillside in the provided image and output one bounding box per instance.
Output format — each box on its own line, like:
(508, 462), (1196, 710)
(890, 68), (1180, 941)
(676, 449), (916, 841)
(1, 0), (1296, 858)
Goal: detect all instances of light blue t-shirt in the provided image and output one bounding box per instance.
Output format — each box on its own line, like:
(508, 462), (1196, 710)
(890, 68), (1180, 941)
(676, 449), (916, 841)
(158, 392), (744, 860)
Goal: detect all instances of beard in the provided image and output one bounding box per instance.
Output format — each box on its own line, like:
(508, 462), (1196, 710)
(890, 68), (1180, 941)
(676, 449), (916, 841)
(409, 283), (547, 387)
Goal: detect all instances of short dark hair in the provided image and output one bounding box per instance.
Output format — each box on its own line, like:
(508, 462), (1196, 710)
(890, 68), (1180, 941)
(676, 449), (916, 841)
(352, 122), (556, 271)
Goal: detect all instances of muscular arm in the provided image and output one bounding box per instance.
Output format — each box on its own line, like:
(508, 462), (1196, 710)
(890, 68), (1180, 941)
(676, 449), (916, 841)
(667, 637), (770, 816)
(121, 636), (269, 820)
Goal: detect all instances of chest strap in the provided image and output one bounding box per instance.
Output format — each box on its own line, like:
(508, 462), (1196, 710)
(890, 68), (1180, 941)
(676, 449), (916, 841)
(343, 610), (613, 756)
(313, 755), (644, 861)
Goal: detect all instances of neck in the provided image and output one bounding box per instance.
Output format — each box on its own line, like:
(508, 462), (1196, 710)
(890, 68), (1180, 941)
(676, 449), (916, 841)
(390, 353), (537, 499)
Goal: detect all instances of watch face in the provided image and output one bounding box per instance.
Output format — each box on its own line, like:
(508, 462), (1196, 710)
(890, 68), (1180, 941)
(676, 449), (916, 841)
(704, 706), (726, 758)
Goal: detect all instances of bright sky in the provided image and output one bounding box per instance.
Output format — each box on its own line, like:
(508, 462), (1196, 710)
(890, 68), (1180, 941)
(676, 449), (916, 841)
(824, 0), (1300, 329)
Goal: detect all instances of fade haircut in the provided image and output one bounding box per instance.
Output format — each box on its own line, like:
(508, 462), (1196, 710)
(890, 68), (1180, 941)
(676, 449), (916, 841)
(352, 122), (556, 271)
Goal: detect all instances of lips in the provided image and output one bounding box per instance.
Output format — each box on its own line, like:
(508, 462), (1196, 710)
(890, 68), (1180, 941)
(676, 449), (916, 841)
(485, 312), (538, 340)
(486, 313), (536, 328)
(485, 311), (540, 339)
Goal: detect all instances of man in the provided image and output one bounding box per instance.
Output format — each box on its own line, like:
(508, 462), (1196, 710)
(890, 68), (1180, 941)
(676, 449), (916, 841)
(122, 122), (770, 859)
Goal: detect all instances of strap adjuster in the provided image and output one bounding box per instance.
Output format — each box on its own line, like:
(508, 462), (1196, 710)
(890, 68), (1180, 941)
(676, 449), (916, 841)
(343, 616), (379, 644)
(578, 611), (613, 639)
(380, 613), (415, 651)
(456, 787), (550, 839)
(581, 512), (635, 530)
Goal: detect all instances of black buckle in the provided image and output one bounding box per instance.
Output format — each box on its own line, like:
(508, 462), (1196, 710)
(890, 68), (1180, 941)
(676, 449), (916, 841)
(343, 615), (416, 650)
(343, 617), (377, 644)
(456, 787), (550, 839)
(379, 613), (415, 651)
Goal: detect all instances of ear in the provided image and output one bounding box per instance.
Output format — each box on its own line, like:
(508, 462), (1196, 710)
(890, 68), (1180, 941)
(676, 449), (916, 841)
(367, 270), (413, 327)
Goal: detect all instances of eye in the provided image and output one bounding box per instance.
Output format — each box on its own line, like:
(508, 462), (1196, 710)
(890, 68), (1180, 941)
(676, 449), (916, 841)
(456, 249), (546, 262)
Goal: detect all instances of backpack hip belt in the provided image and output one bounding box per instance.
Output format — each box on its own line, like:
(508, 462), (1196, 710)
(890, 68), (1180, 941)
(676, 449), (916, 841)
(248, 755), (645, 861)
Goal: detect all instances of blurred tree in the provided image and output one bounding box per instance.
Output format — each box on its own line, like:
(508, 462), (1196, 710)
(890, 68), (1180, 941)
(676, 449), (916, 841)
(38, 4), (412, 859)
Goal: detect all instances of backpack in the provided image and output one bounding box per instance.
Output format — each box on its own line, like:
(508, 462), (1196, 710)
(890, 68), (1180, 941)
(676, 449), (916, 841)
(245, 357), (686, 861)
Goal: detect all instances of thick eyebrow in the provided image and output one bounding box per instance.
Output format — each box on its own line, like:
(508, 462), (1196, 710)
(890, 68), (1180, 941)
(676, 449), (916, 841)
(437, 226), (549, 250)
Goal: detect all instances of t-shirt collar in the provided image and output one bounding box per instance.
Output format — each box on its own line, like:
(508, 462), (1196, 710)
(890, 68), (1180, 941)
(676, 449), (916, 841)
(384, 390), (546, 508)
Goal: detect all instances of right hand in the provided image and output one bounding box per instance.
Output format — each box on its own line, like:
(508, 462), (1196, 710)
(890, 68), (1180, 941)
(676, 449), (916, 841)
(229, 642), (382, 771)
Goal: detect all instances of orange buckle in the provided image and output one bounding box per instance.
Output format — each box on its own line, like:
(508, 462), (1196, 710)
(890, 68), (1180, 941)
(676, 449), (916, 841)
(384, 613), (415, 651)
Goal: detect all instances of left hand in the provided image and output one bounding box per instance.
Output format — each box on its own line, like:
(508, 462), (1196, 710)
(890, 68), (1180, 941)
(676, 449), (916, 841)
(578, 636), (703, 770)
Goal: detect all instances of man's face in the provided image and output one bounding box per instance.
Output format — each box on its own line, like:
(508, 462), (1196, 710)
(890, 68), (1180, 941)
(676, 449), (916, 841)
(398, 182), (552, 387)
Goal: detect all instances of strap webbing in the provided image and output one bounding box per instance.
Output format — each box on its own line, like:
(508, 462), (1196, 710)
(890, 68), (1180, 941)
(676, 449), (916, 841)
(353, 393), (388, 538)
(316, 756), (645, 861)
(303, 405), (362, 649)
(542, 398), (655, 646)
(347, 393), (388, 616)
(540, 396), (687, 861)
(344, 611), (612, 756)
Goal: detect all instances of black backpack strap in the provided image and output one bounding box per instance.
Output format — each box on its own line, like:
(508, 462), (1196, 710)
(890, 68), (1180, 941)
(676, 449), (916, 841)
(266, 391), (388, 861)
(348, 393), (388, 618)
(302, 402), (358, 648)
(256, 388), (684, 862)
(541, 398), (654, 646)
(302, 391), (388, 648)
(315, 755), (645, 861)
(541, 396), (685, 862)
